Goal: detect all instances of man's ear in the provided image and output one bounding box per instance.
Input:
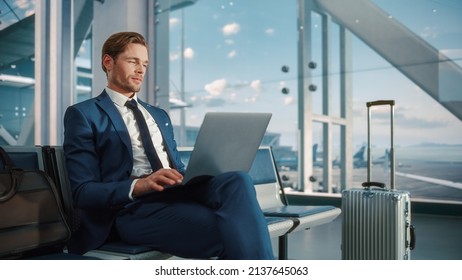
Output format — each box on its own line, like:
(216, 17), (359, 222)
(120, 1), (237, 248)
(102, 54), (113, 72)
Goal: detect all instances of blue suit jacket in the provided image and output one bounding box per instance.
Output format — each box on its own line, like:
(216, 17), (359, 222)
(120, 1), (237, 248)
(63, 90), (185, 254)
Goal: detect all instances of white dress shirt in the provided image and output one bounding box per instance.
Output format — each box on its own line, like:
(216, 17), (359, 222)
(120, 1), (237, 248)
(105, 88), (171, 198)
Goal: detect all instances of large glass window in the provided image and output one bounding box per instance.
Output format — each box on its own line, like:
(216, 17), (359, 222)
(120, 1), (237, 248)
(168, 0), (299, 170)
(1, 0), (460, 203)
(353, 0), (462, 202)
(168, 0), (462, 203)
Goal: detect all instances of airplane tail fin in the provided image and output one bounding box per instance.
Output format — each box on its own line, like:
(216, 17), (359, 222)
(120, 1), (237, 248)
(312, 143), (318, 162)
(353, 145), (366, 161)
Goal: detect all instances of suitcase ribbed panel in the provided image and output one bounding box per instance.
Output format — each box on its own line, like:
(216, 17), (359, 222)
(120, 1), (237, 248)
(341, 189), (411, 260)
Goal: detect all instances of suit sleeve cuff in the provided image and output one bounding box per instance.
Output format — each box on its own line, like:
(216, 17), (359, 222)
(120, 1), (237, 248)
(129, 179), (138, 200)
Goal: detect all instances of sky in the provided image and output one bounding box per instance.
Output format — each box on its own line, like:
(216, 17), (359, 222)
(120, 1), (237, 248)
(167, 0), (462, 150)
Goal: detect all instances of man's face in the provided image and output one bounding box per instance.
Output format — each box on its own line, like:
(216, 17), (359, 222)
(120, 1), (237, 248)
(104, 43), (149, 96)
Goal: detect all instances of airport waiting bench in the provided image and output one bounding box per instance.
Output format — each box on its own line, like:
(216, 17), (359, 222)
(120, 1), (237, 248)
(1, 145), (340, 260)
(241, 146), (341, 259)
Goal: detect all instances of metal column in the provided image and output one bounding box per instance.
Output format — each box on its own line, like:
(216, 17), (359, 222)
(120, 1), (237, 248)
(297, 0), (314, 192)
(35, 0), (74, 145)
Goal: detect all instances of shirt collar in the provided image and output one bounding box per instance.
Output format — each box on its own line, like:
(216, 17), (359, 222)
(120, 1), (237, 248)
(105, 87), (138, 107)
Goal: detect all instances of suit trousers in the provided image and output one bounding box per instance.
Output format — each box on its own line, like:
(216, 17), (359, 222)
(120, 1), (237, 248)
(115, 171), (275, 260)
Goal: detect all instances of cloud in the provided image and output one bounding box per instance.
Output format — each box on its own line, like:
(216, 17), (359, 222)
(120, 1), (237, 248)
(16, 0), (31, 9)
(184, 47), (195, 59)
(5, 0), (34, 18)
(364, 106), (447, 129)
(245, 96), (257, 103)
(222, 22), (240, 36)
(204, 79), (227, 96)
(170, 52), (180, 61)
(169, 17), (180, 27)
(24, 9), (34, 16)
(279, 81), (287, 89)
(396, 114), (448, 129)
(227, 50), (237, 58)
(265, 28), (275, 35)
(284, 96), (295, 105)
(250, 80), (261, 93)
(420, 26), (438, 39)
(169, 48), (194, 60)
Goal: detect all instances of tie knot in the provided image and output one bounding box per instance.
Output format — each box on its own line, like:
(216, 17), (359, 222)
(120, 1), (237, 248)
(125, 99), (138, 110)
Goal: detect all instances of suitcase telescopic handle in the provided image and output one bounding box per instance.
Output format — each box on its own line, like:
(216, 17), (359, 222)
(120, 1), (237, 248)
(409, 225), (416, 250)
(361, 181), (386, 190)
(366, 100), (395, 107)
(366, 100), (395, 190)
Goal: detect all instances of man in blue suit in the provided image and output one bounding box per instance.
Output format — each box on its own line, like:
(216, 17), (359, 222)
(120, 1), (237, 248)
(63, 32), (274, 259)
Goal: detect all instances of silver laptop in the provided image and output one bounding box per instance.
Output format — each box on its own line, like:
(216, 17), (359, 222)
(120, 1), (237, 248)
(179, 112), (272, 184)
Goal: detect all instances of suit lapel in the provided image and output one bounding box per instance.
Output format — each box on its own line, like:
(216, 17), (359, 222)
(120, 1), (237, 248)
(96, 90), (133, 157)
(138, 101), (169, 138)
(138, 100), (177, 169)
(94, 92), (176, 170)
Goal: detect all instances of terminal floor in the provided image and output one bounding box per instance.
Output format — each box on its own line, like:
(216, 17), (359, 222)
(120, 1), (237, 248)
(271, 213), (462, 260)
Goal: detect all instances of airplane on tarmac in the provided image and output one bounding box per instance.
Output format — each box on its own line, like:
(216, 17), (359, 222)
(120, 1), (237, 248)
(275, 144), (390, 171)
(372, 149), (390, 166)
(351, 147), (462, 190)
(312, 144), (370, 169)
(352, 146), (391, 168)
(353, 145), (367, 168)
(312, 143), (341, 168)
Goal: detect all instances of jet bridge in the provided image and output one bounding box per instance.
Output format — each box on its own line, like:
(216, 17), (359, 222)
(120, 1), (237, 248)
(314, 0), (462, 121)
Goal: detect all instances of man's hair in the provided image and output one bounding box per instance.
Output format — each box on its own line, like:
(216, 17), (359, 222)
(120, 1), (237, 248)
(101, 31), (148, 74)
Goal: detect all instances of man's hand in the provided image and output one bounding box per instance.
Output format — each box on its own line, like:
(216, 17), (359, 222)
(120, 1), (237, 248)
(133, 169), (183, 197)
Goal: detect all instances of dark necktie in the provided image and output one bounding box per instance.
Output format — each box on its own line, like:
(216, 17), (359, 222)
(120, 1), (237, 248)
(125, 99), (162, 171)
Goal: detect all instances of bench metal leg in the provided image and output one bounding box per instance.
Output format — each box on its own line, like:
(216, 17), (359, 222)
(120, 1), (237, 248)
(278, 235), (288, 260)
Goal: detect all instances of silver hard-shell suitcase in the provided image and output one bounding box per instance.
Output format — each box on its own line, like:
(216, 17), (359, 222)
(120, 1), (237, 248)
(341, 100), (415, 260)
